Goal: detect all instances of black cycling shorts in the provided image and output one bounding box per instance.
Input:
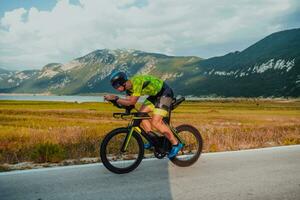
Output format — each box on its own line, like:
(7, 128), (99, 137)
(144, 82), (174, 117)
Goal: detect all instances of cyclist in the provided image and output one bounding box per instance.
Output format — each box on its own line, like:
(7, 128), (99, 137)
(104, 71), (183, 158)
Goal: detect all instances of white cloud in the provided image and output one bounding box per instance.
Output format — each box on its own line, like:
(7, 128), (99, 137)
(0, 0), (299, 70)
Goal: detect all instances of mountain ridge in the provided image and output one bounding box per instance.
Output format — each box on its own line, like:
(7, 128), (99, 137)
(0, 28), (299, 97)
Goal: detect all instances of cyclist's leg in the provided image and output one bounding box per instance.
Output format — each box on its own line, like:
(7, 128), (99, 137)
(151, 88), (178, 145)
(139, 99), (155, 133)
(139, 105), (152, 132)
(139, 100), (156, 149)
(151, 109), (178, 145)
(152, 105), (183, 158)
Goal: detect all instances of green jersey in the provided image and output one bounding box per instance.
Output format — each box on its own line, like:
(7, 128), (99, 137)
(128, 75), (164, 96)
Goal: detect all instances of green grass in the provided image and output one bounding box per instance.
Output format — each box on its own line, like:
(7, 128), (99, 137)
(0, 99), (299, 165)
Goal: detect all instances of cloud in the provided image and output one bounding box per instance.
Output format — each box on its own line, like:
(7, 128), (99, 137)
(0, 0), (299, 70)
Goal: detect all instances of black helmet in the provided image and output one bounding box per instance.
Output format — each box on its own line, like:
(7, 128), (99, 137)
(110, 71), (128, 89)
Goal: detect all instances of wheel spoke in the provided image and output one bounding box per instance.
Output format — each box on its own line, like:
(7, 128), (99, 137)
(100, 129), (144, 173)
(171, 125), (203, 167)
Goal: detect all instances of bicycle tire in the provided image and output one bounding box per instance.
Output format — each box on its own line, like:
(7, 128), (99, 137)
(170, 124), (203, 167)
(100, 128), (144, 174)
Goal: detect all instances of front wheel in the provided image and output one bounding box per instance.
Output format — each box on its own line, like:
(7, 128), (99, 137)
(170, 124), (203, 167)
(100, 128), (144, 174)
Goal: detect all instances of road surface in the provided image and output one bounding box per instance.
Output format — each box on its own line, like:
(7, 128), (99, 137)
(1, 145), (300, 200)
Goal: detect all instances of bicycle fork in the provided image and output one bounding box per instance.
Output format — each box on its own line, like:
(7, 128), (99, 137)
(121, 127), (137, 152)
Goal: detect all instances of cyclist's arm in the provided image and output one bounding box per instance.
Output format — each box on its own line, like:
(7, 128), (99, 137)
(116, 76), (142, 106)
(117, 95), (139, 106)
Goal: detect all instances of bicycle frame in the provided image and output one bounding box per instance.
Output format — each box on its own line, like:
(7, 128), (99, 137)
(101, 97), (202, 173)
(120, 114), (185, 152)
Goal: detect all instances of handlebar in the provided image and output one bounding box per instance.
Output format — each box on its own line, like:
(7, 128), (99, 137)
(112, 112), (131, 119)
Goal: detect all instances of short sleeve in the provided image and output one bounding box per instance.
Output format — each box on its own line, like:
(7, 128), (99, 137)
(131, 77), (143, 96)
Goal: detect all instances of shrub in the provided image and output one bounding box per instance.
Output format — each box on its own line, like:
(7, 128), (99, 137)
(0, 164), (10, 172)
(30, 142), (65, 163)
(209, 144), (218, 152)
(283, 138), (300, 145)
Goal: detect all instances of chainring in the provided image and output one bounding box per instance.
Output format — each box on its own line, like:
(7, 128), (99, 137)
(154, 150), (167, 159)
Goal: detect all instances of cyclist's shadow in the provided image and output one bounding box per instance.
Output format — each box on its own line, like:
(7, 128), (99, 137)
(0, 160), (173, 200)
(97, 158), (173, 200)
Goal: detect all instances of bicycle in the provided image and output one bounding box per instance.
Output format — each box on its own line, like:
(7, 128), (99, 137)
(100, 97), (203, 174)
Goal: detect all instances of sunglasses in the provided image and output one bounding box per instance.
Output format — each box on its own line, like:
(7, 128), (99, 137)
(112, 82), (124, 89)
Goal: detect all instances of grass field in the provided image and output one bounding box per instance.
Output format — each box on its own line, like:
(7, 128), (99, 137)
(0, 99), (299, 167)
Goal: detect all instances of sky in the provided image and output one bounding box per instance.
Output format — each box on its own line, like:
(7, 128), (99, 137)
(0, 0), (299, 70)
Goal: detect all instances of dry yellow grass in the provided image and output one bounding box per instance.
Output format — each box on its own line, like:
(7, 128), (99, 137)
(0, 99), (299, 164)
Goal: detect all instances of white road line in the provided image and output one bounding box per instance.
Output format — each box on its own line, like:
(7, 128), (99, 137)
(0, 145), (299, 176)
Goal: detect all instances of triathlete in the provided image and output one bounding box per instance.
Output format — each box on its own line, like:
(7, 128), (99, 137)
(104, 71), (183, 158)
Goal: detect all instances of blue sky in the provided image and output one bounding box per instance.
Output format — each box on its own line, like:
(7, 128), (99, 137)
(0, 0), (147, 18)
(0, 0), (299, 70)
(0, 0), (56, 18)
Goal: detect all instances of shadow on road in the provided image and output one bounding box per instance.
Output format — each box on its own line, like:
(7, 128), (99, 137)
(0, 159), (173, 200)
(2, 146), (300, 200)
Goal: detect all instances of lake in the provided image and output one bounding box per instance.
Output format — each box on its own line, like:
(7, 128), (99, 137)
(0, 94), (105, 103)
(0, 94), (205, 103)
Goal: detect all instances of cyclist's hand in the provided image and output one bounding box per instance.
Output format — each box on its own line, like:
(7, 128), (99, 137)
(104, 95), (117, 101)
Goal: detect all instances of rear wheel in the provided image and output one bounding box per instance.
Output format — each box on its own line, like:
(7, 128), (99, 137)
(170, 124), (203, 167)
(100, 128), (144, 174)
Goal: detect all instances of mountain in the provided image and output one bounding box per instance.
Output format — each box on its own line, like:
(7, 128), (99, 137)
(0, 68), (15, 90)
(171, 28), (300, 97)
(0, 68), (9, 73)
(0, 68), (38, 91)
(0, 28), (299, 97)
(0, 49), (202, 95)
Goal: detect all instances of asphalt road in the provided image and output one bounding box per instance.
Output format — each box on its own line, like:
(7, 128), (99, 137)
(1, 145), (300, 200)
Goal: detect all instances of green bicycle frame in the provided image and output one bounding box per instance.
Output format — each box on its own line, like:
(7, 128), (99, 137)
(121, 119), (185, 152)
(121, 126), (142, 152)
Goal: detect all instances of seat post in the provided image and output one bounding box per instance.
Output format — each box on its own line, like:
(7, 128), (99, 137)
(163, 110), (171, 124)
